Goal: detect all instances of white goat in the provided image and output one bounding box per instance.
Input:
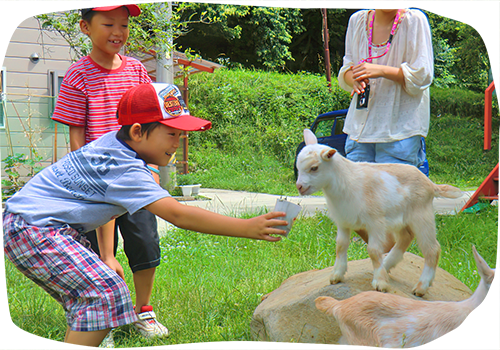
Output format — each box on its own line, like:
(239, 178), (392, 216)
(295, 129), (462, 296)
(315, 246), (495, 347)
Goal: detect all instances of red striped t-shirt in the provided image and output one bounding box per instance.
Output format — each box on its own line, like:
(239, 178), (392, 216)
(52, 54), (152, 144)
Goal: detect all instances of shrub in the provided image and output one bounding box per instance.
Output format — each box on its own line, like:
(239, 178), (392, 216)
(183, 68), (351, 166)
(430, 86), (499, 121)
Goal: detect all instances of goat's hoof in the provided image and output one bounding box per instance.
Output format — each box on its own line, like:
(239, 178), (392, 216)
(412, 282), (427, 297)
(329, 276), (344, 285)
(373, 280), (389, 293)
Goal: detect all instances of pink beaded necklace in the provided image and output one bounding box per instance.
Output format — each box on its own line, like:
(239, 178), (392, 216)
(359, 9), (402, 64)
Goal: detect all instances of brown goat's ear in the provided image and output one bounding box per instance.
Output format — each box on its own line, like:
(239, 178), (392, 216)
(315, 296), (337, 313)
(472, 245), (495, 285)
(321, 149), (336, 161)
(304, 129), (318, 145)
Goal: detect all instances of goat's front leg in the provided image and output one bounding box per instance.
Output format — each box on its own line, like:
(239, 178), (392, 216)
(330, 226), (350, 284)
(367, 237), (390, 292)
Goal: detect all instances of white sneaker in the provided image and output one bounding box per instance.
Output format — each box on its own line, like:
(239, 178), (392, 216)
(133, 305), (169, 339)
(99, 329), (115, 348)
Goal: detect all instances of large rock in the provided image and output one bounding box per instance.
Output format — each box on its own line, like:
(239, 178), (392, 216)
(251, 253), (472, 344)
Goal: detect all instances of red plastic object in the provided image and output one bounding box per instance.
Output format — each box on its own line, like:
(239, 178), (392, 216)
(461, 73), (500, 211)
(484, 82), (495, 151)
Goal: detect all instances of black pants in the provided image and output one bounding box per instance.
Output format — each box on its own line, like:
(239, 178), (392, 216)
(86, 208), (161, 273)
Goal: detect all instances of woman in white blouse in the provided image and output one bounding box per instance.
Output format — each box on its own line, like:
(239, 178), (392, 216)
(338, 8), (433, 167)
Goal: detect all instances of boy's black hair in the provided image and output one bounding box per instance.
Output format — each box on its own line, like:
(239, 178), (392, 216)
(116, 122), (162, 141)
(80, 6), (131, 22)
(80, 8), (97, 22)
(80, 0), (95, 23)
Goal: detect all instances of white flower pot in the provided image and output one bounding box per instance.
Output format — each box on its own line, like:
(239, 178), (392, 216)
(191, 184), (201, 196)
(180, 185), (194, 196)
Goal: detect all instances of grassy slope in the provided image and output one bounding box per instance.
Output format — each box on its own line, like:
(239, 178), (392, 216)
(181, 69), (499, 195)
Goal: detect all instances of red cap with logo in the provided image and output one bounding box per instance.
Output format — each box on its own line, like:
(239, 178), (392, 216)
(82, 0), (141, 17)
(117, 83), (212, 132)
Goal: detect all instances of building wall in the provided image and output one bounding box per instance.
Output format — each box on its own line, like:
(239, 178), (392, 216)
(1, 16), (74, 180)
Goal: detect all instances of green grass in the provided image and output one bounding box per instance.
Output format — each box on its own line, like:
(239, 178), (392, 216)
(185, 144), (298, 195)
(5, 206), (497, 347)
(426, 113), (499, 188)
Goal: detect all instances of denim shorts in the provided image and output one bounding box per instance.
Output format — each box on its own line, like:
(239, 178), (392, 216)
(345, 135), (426, 167)
(3, 212), (138, 332)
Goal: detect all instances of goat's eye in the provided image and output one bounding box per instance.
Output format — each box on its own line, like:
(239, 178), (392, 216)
(310, 166), (318, 172)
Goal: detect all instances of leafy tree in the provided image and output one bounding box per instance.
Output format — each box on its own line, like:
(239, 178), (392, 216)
(36, 3), (214, 60)
(175, 3), (305, 69)
(426, 10), (490, 92)
(285, 9), (355, 74)
(432, 37), (459, 88)
(36, 3), (491, 94)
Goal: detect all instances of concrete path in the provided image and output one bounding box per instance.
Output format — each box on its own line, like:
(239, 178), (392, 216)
(178, 188), (474, 216)
(157, 188), (475, 233)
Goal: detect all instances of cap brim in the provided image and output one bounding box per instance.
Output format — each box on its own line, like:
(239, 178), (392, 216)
(92, 5), (141, 16)
(159, 115), (212, 131)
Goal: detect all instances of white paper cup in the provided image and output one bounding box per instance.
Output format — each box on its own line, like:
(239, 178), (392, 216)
(273, 198), (302, 237)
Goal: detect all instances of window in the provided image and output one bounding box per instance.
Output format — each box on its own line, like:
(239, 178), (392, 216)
(48, 70), (65, 117)
(0, 67), (6, 128)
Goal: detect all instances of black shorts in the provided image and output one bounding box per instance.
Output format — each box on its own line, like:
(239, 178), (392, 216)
(85, 208), (161, 273)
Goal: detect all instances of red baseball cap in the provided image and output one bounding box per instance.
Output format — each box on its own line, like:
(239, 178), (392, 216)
(117, 83), (212, 131)
(82, 0), (141, 17)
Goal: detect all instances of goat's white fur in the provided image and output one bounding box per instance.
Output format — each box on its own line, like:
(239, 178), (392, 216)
(315, 246), (495, 347)
(296, 129), (462, 296)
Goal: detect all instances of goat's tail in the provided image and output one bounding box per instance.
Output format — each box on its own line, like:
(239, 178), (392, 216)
(315, 296), (340, 316)
(433, 184), (462, 199)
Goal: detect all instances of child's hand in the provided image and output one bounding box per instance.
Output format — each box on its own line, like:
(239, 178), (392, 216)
(245, 212), (289, 242)
(101, 256), (125, 280)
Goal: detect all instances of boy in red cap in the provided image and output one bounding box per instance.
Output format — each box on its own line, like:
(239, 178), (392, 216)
(51, 4), (168, 341)
(3, 83), (289, 347)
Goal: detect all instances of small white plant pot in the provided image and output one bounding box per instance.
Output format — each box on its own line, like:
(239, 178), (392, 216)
(180, 185), (194, 197)
(191, 184), (201, 196)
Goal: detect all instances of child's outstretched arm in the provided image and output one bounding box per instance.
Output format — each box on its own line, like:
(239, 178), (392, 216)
(145, 197), (288, 241)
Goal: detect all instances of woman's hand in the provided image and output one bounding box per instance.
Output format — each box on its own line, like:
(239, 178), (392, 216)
(351, 78), (369, 97)
(351, 62), (386, 81)
(351, 62), (405, 87)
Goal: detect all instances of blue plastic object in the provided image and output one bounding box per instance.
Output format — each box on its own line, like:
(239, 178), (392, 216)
(294, 110), (430, 178)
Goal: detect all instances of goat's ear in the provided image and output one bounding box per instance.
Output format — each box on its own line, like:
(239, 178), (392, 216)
(472, 245), (495, 285)
(315, 296), (337, 314)
(304, 129), (318, 145)
(320, 148), (336, 161)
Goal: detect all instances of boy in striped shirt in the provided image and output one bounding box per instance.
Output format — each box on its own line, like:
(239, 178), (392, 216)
(52, 4), (166, 341)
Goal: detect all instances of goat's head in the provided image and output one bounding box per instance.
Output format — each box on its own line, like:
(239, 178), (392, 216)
(296, 129), (337, 196)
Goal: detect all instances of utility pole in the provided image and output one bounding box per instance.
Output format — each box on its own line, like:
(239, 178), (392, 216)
(155, 2), (174, 84)
(156, 2), (177, 191)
